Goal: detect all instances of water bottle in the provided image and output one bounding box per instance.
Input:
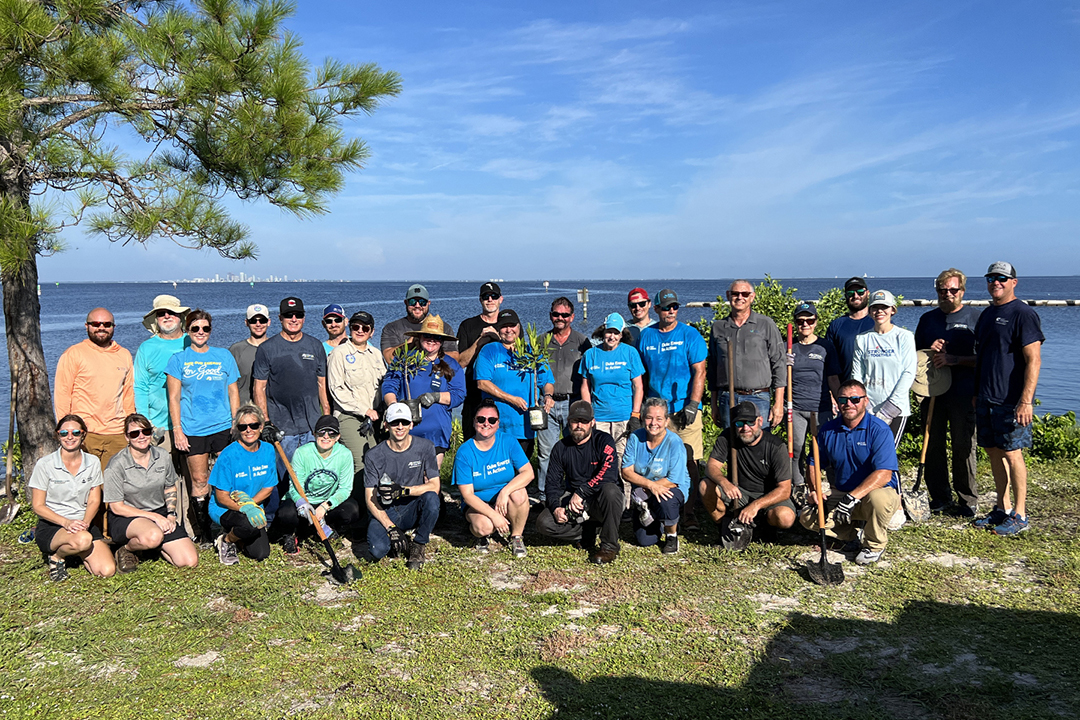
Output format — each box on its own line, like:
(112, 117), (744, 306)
(378, 474), (394, 506)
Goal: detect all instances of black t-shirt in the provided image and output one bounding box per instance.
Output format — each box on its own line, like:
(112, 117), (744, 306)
(544, 429), (619, 510)
(251, 333), (327, 435)
(914, 305), (982, 398)
(708, 429), (791, 495)
(791, 339), (831, 412)
(457, 314), (500, 402)
(974, 299), (1044, 405)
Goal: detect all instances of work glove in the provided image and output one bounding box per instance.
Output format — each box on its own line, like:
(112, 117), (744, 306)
(386, 525), (410, 556)
(418, 392), (440, 409)
(378, 482), (406, 507)
(260, 421), (284, 444)
(296, 501), (315, 524)
(680, 404), (699, 428)
(232, 491), (267, 528)
(874, 400), (901, 423)
(357, 417), (374, 437)
(786, 352), (795, 367)
(626, 416), (642, 434)
(831, 493), (860, 526)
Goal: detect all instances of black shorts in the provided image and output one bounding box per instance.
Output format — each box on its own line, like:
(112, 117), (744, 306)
(35, 519), (105, 557)
(185, 428), (232, 456)
(107, 506), (189, 545)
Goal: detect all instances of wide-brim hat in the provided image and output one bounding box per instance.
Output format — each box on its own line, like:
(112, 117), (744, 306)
(912, 349), (952, 397)
(404, 314), (457, 341)
(142, 294), (190, 332)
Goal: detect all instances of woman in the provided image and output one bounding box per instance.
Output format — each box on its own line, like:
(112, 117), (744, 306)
(28, 415), (116, 581)
(166, 309), (240, 544)
(104, 413), (199, 571)
(620, 397), (690, 554)
(852, 290), (917, 445)
(580, 312), (645, 458)
(452, 400), (534, 557)
(273, 415), (362, 554)
(382, 314), (465, 466)
(787, 302), (832, 492)
(208, 405), (279, 565)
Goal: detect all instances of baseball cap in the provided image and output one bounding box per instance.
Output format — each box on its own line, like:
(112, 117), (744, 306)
(627, 287), (649, 303)
(793, 301), (818, 318)
(654, 289), (679, 309)
(323, 303), (345, 319)
(405, 284), (429, 301)
(567, 400), (594, 422)
(869, 290), (897, 308)
(314, 415), (340, 434)
(279, 297), (304, 314)
(246, 304), (270, 321)
(495, 309), (520, 329)
(349, 310), (374, 327)
(384, 402), (413, 424)
(844, 277), (868, 291)
(985, 261), (1017, 279)
(731, 401), (759, 424)
(603, 313), (626, 332)
(479, 282), (501, 297)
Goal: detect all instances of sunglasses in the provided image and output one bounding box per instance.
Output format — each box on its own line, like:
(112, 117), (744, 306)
(844, 289), (868, 297)
(316, 429), (340, 438)
(407, 298), (428, 307)
(237, 422), (262, 431)
(733, 420), (753, 429)
(659, 304), (679, 312)
(281, 312), (305, 319)
(58, 429), (83, 438)
(628, 300), (648, 309)
(247, 316), (268, 324)
(475, 415), (499, 425)
(869, 306), (891, 313)
(837, 395), (865, 405)
(729, 291), (752, 298)
(127, 428), (154, 439)
(189, 324), (211, 333)
(795, 317), (816, 325)
(551, 311), (572, 319)
(936, 287), (962, 294)
(323, 316), (344, 324)
(155, 309), (179, 318)
(87, 321), (114, 328)
(986, 275), (1011, 284)
(388, 419), (411, 427)
(481, 293), (501, 301)
(349, 323), (372, 332)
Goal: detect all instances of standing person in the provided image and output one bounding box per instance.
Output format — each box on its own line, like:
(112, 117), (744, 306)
(381, 316), (465, 466)
(707, 279), (786, 428)
(914, 269), (981, 517)
(363, 403), (442, 570)
(328, 310), (385, 488)
(456, 282), (504, 439)
(380, 284), (458, 363)
(973, 262), (1043, 536)
(536, 297), (591, 499)
(321, 303), (348, 354)
(252, 297), (330, 483)
(788, 302), (832, 492)
(453, 400), (534, 557)
(104, 413), (199, 572)
(625, 287), (654, 348)
(53, 307), (135, 468)
(166, 310), (241, 545)
(134, 295), (190, 440)
(230, 304), (271, 404)
(824, 277), (875, 402)
(208, 405), (279, 565)
(28, 415), (116, 582)
(851, 290), (917, 444)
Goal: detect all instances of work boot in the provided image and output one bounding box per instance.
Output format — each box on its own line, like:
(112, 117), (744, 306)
(192, 496), (213, 548)
(589, 544), (618, 565)
(115, 545), (139, 573)
(406, 542), (428, 570)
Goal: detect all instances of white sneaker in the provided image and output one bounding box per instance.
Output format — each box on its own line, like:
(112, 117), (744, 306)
(855, 547), (884, 565)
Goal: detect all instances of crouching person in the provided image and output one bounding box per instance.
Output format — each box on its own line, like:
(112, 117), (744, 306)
(208, 405), (280, 565)
(364, 403), (441, 570)
(535, 400), (623, 565)
(701, 402), (796, 550)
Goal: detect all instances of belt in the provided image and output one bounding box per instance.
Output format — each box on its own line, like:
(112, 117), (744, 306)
(552, 393), (571, 401)
(734, 388), (770, 395)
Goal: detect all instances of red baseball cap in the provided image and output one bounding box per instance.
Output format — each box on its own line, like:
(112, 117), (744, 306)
(627, 288), (649, 303)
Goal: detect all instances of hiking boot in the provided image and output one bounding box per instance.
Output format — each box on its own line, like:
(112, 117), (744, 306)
(947, 504), (976, 519)
(929, 500), (952, 514)
(974, 506), (1009, 529)
(216, 536), (240, 566)
(282, 534), (299, 556)
(406, 542), (428, 570)
(589, 545), (618, 565)
(992, 511), (1029, 536)
(47, 557), (68, 582)
(475, 536), (490, 554)
(115, 545), (139, 574)
(661, 534), (679, 555)
(631, 488), (654, 527)
(510, 535), (527, 558)
(855, 547), (884, 565)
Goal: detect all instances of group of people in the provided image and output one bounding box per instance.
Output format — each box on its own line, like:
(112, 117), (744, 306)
(31, 262), (1043, 580)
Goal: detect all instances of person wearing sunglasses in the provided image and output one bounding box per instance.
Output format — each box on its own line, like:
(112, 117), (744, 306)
(913, 269), (981, 517)
(456, 282), (504, 440)
(322, 303), (349, 354)
(787, 302), (832, 495)
(363, 403), (442, 570)
(452, 400), (534, 557)
(972, 261), (1044, 536)
(166, 309), (240, 545)
(54, 307), (135, 469)
(207, 405), (280, 565)
(851, 290), (916, 445)
(273, 415), (361, 554)
(380, 284), (458, 364)
(328, 310), (385, 492)
(103, 413), (199, 573)
(134, 294), (190, 448)
(28, 414), (116, 581)
(801, 379), (900, 565)
(624, 287), (654, 349)
(229, 304), (272, 404)
(823, 277), (875, 409)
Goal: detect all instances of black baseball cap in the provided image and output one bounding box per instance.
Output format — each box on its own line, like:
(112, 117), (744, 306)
(495, 309), (520, 329)
(844, 277), (868, 292)
(479, 282), (501, 297)
(793, 301), (818, 318)
(314, 415), (340, 434)
(654, 289), (679, 309)
(731, 401), (759, 424)
(568, 400), (594, 422)
(280, 297), (304, 314)
(349, 311), (374, 327)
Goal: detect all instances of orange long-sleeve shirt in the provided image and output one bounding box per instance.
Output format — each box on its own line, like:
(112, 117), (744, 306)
(53, 339), (135, 435)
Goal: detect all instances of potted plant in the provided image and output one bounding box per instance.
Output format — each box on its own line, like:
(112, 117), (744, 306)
(387, 345), (430, 425)
(511, 324), (553, 431)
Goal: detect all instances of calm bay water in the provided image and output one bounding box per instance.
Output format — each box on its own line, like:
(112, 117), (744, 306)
(1, 276), (1077, 442)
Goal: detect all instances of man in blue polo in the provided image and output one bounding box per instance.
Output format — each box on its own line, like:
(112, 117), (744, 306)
(800, 378), (899, 565)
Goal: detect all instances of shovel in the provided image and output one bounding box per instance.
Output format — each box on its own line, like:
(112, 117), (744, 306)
(271, 439), (360, 585)
(0, 377), (20, 524)
(807, 414), (843, 586)
(786, 323), (794, 478)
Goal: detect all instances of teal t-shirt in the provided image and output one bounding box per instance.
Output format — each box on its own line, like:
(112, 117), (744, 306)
(287, 441), (354, 507)
(452, 432), (530, 502)
(134, 334), (188, 428)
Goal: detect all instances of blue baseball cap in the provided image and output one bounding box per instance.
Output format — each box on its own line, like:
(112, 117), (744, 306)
(323, 303), (346, 319)
(793, 301), (817, 318)
(603, 313), (626, 332)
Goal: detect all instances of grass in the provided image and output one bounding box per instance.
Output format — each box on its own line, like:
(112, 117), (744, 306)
(1, 459), (1079, 719)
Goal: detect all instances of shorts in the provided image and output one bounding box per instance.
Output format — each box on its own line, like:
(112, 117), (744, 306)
(721, 487), (796, 518)
(107, 506), (189, 545)
(35, 519), (105, 557)
(976, 398), (1032, 451)
(185, 428), (232, 456)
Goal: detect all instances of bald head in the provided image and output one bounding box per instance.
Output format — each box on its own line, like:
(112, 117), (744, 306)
(85, 307), (115, 347)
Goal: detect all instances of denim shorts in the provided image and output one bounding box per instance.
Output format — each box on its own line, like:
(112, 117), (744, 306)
(976, 398), (1032, 451)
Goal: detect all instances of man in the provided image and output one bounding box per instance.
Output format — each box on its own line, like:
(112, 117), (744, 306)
(707, 279), (785, 428)
(54, 307), (135, 467)
(363, 402), (441, 569)
(380, 284), (458, 363)
(625, 287), (654, 348)
(701, 402), (795, 549)
(973, 262), (1043, 536)
(252, 297), (330, 485)
(474, 309), (555, 460)
(328, 310), (385, 488)
(229, 304), (271, 404)
(535, 400), (624, 564)
(456, 282), (503, 439)
(134, 294), (190, 438)
(800, 379), (900, 564)
(914, 269), (981, 517)
(824, 277), (875, 401)
(321, 303), (348, 354)
(536, 297), (591, 498)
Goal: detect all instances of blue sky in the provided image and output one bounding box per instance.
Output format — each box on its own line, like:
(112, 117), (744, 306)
(39, 1), (1080, 281)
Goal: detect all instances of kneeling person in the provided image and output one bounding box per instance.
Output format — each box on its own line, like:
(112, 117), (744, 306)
(364, 403), (441, 569)
(702, 402), (795, 549)
(621, 397), (689, 554)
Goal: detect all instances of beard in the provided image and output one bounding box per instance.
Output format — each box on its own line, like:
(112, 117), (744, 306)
(847, 294), (868, 312)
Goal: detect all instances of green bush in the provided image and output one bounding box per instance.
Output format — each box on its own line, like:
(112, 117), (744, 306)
(1031, 411), (1080, 461)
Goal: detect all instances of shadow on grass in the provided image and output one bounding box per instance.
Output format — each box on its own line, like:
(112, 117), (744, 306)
(531, 600), (1080, 720)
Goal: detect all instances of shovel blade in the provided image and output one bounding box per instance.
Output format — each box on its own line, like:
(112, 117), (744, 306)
(0, 500), (20, 525)
(807, 553), (845, 586)
(326, 563), (361, 585)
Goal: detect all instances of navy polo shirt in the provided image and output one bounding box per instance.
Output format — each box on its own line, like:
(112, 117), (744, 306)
(815, 412), (898, 493)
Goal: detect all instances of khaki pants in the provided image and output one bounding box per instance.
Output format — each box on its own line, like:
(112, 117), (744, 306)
(667, 413), (703, 461)
(338, 413), (377, 475)
(799, 486), (900, 552)
(595, 420), (630, 509)
(83, 432), (128, 470)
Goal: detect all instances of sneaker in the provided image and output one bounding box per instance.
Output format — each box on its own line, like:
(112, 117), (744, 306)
(47, 557), (68, 582)
(216, 536), (240, 566)
(282, 534), (299, 556)
(115, 545), (139, 574)
(929, 500), (953, 514)
(475, 536), (490, 554)
(406, 542), (428, 570)
(947, 504), (976, 518)
(510, 535), (527, 558)
(631, 488), (654, 527)
(992, 511), (1029, 536)
(974, 506), (1009, 529)
(855, 547), (884, 565)
(661, 534), (679, 555)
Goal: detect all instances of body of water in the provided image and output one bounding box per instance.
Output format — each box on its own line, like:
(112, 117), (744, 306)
(2, 276), (1077, 442)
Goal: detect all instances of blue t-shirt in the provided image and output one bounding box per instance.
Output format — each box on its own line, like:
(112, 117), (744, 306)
(974, 299), (1044, 406)
(208, 440), (279, 523)
(580, 344), (645, 421)
(915, 305), (982, 399)
(134, 335), (189, 428)
(791, 339), (832, 413)
(621, 429), (690, 496)
(815, 412), (898, 493)
(473, 342), (555, 440)
(452, 432), (531, 502)
(165, 346), (240, 437)
(824, 315), (875, 381)
(381, 357), (466, 448)
(638, 323), (708, 412)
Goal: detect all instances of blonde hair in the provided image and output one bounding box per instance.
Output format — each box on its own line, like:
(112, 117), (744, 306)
(935, 268), (966, 292)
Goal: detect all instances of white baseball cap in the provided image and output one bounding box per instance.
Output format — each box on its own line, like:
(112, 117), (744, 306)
(385, 402), (413, 424)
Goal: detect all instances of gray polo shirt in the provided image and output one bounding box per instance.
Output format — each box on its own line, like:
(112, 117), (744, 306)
(544, 329), (591, 397)
(707, 310), (785, 393)
(103, 445), (178, 511)
(28, 449), (103, 520)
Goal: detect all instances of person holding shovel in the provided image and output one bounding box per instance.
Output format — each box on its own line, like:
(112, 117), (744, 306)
(788, 302), (832, 494)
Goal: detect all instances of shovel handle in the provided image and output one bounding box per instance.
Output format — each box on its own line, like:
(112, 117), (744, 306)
(809, 414), (826, 529)
(727, 339), (738, 487)
(271, 440), (330, 542)
(786, 323), (794, 459)
(919, 396), (935, 465)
